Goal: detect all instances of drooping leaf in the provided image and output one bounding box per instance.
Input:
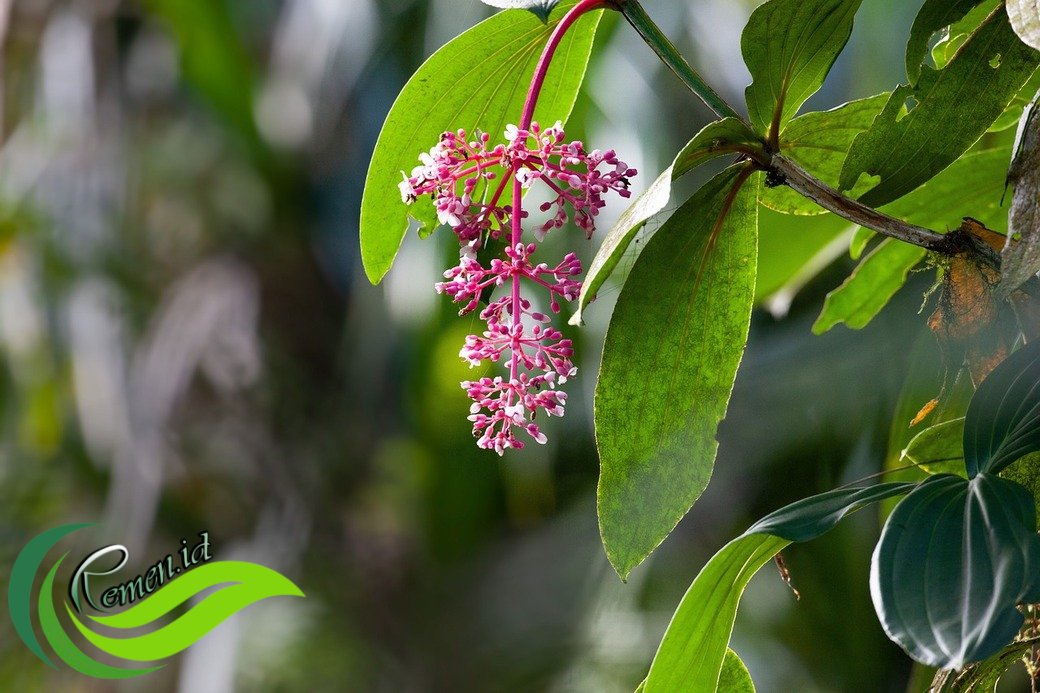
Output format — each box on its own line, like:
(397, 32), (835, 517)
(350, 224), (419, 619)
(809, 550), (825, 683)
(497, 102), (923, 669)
(1002, 95), (1040, 296)
(964, 338), (1040, 477)
(644, 482), (914, 691)
(761, 94), (889, 215)
(814, 147), (1013, 334)
(813, 239), (927, 334)
(596, 166), (759, 579)
(1009, 0), (1040, 50)
(359, 2), (601, 283)
(718, 649), (756, 692)
(481, 0), (560, 21)
(742, 0), (863, 141)
(905, 0), (992, 84)
(574, 118), (762, 323)
(902, 417), (967, 476)
(839, 4), (1040, 207)
(870, 473), (1040, 669)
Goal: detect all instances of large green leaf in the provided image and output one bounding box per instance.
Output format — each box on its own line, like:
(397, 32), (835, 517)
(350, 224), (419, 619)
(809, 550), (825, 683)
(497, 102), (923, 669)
(839, 5), (1040, 207)
(755, 208), (852, 304)
(905, 0), (991, 84)
(644, 482), (914, 691)
(574, 118), (762, 324)
(761, 94), (888, 215)
(964, 339), (1040, 477)
(814, 147), (1012, 334)
(359, 2), (601, 283)
(742, 0), (862, 140)
(1009, 0), (1040, 50)
(871, 473), (1040, 669)
(902, 418), (968, 476)
(596, 166), (758, 579)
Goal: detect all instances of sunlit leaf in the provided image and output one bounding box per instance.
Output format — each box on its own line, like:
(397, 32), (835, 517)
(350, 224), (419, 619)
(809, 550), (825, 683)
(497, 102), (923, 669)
(839, 5), (1040, 207)
(718, 649), (756, 692)
(902, 417), (967, 476)
(742, 0), (862, 140)
(761, 94), (888, 215)
(871, 473), (1040, 669)
(905, 0), (991, 84)
(596, 166), (758, 579)
(964, 339), (1040, 477)
(359, 2), (600, 283)
(574, 118), (762, 324)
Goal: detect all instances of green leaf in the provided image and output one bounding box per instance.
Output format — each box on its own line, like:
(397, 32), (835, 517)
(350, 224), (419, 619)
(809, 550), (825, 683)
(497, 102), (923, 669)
(906, 0), (991, 84)
(1002, 95), (1040, 295)
(813, 239), (926, 334)
(644, 482), (913, 691)
(814, 146), (1013, 334)
(359, 2), (601, 283)
(596, 166), (759, 579)
(1009, 0), (1040, 50)
(482, 0), (560, 21)
(742, 0), (862, 140)
(718, 649), (756, 692)
(871, 473), (1040, 669)
(964, 339), (1040, 477)
(755, 209), (852, 304)
(574, 118), (762, 324)
(849, 227), (874, 260)
(746, 482), (918, 541)
(902, 418), (968, 476)
(761, 94), (889, 216)
(839, 4), (1040, 207)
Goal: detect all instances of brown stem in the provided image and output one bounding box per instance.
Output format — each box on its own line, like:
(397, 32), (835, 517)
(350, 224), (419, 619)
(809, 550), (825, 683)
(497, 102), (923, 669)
(768, 154), (1001, 267)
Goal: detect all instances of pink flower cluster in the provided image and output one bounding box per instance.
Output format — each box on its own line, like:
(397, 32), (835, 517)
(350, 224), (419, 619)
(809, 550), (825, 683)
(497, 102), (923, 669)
(401, 121), (635, 453)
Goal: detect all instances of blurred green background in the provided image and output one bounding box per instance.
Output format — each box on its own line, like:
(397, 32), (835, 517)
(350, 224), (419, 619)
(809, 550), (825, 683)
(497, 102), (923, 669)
(0, 0), (1025, 690)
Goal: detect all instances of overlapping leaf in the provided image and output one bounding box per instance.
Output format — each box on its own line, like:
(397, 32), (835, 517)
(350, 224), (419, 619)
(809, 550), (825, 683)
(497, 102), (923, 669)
(870, 473), (1040, 669)
(643, 482), (914, 691)
(574, 118), (762, 323)
(963, 338), (1040, 477)
(359, 2), (600, 282)
(742, 0), (862, 140)
(596, 166), (758, 579)
(905, 0), (992, 84)
(839, 5), (1040, 207)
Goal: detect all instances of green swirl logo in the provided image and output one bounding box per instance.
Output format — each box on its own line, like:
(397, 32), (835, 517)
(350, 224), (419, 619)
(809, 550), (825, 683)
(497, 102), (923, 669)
(7, 524), (304, 678)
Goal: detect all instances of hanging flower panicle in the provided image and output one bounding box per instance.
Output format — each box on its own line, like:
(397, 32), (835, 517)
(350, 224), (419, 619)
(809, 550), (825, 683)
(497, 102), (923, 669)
(400, 121), (635, 453)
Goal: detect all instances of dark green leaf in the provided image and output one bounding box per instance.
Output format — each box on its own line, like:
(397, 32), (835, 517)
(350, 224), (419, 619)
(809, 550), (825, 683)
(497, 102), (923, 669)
(964, 339), (1040, 477)
(871, 473), (1040, 669)
(761, 94), (889, 215)
(1002, 95), (1040, 295)
(747, 482), (918, 541)
(359, 2), (600, 283)
(902, 418), (967, 476)
(932, 636), (1040, 691)
(645, 482), (912, 691)
(574, 118), (762, 324)
(1009, 0), (1040, 50)
(839, 5), (1040, 207)
(718, 649), (756, 692)
(906, 0), (991, 84)
(813, 239), (926, 334)
(482, 0), (561, 21)
(596, 166), (758, 579)
(742, 0), (862, 140)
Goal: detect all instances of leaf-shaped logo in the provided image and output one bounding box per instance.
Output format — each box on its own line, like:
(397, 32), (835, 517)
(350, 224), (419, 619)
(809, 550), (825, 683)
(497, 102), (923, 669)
(8, 524), (304, 679)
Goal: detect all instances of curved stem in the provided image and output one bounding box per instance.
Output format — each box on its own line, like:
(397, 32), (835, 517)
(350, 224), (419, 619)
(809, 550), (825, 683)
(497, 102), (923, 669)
(520, 0), (609, 129)
(616, 0), (742, 121)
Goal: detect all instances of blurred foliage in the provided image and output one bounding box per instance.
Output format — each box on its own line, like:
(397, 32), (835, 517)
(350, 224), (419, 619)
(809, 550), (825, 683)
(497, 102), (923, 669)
(0, 0), (999, 690)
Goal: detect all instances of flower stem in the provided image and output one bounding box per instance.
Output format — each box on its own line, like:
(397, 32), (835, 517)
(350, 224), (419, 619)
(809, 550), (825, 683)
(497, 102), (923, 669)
(616, 0), (742, 121)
